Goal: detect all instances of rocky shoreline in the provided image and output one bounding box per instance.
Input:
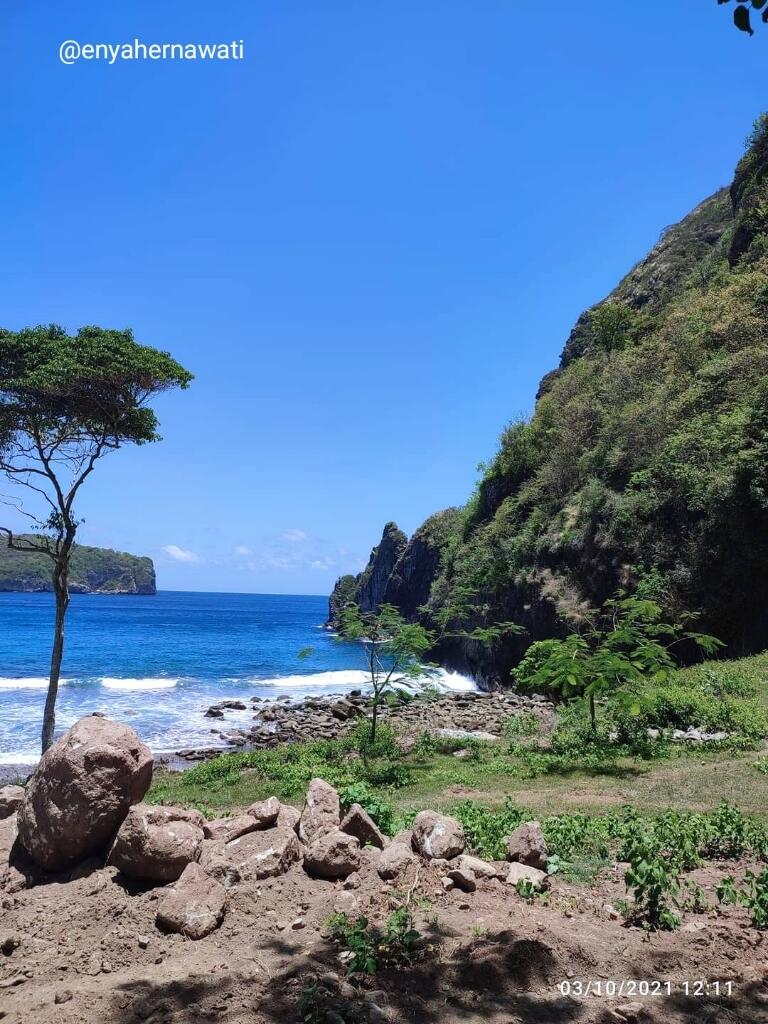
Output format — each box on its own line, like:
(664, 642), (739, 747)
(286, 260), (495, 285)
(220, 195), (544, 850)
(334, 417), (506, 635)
(175, 688), (557, 762)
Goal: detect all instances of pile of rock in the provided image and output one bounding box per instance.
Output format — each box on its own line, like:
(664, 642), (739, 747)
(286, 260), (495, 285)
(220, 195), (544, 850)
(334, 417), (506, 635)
(0, 715), (554, 945)
(185, 688), (554, 760)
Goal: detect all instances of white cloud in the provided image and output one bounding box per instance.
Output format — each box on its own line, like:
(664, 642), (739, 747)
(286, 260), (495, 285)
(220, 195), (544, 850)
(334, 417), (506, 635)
(162, 544), (201, 563)
(310, 557), (336, 571)
(281, 529), (309, 543)
(234, 545), (253, 556)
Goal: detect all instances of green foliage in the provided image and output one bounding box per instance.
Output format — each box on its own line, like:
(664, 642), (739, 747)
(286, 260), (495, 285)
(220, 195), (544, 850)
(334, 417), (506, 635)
(624, 832), (680, 931)
(337, 603), (435, 745)
(327, 908), (422, 975)
(719, 2), (768, 37)
(337, 781), (397, 835)
(515, 594), (722, 733)
(0, 538), (154, 593)
(587, 301), (639, 354)
(296, 985), (353, 1024)
(717, 869), (768, 929)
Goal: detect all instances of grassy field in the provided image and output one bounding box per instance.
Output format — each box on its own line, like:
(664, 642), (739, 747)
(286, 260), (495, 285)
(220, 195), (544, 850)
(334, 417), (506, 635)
(149, 652), (768, 826)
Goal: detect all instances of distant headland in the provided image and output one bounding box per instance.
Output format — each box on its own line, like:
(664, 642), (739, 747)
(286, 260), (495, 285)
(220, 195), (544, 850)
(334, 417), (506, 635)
(0, 538), (156, 595)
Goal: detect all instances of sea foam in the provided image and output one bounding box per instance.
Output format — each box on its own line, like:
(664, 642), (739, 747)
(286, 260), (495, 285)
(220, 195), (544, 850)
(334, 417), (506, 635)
(101, 677), (179, 690)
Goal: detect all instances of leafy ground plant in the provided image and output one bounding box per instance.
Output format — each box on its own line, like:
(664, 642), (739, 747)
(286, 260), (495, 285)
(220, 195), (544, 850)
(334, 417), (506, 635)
(623, 832), (680, 931)
(327, 907), (422, 976)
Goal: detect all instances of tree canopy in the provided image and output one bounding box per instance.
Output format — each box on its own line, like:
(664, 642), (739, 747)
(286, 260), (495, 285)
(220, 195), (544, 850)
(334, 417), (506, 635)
(718, 0), (768, 36)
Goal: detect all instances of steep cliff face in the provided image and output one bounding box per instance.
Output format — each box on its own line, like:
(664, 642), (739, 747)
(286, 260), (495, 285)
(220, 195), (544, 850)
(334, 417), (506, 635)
(354, 522), (407, 613)
(0, 540), (156, 595)
(383, 509), (461, 619)
(329, 116), (768, 685)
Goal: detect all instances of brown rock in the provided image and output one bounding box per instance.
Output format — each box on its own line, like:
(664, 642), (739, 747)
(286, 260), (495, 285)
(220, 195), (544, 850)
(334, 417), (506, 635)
(340, 804), (385, 849)
(505, 862), (548, 890)
(17, 717), (152, 871)
(109, 804), (204, 882)
(411, 810), (465, 860)
(276, 804), (301, 830)
(377, 842), (417, 881)
(221, 826), (302, 882)
(202, 815), (259, 844)
(0, 787), (24, 820)
(457, 854), (497, 880)
(304, 830), (361, 879)
(504, 821), (548, 870)
(246, 796), (280, 828)
(297, 778), (340, 844)
(156, 862), (226, 939)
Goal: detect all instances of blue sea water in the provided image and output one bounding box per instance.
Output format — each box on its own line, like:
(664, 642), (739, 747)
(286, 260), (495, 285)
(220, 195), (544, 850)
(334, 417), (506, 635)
(0, 591), (473, 761)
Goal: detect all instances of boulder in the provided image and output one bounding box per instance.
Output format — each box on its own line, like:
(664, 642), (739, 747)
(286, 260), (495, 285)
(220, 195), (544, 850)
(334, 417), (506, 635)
(377, 842), (418, 881)
(297, 778), (340, 844)
(340, 804), (385, 849)
(456, 854), (497, 880)
(203, 815), (259, 844)
(246, 796), (281, 828)
(505, 862), (549, 890)
(276, 804), (301, 830)
(411, 810), (465, 861)
(156, 862), (226, 939)
(17, 717), (152, 871)
(447, 865), (476, 892)
(303, 830), (361, 879)
(0, 787), (24, 820)
(218, 826), (302, 882)
(504, 821), (548, 870)
(109, 804), (204, 882)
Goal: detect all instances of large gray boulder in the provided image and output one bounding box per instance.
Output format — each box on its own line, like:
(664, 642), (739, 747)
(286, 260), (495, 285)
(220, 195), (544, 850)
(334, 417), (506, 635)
(505, 821), (548, 870)
(297, 778), (340, 844)
(17, 717), (153, 871)
(0, 786), (24, 820)
(303, 830), (361, 879)
(411, 810), (465, 861)
(156, 862), (226, 939)
(109, 804), (204, 882)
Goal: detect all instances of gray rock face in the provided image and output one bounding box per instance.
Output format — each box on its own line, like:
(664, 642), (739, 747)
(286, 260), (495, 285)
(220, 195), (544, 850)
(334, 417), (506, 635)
(0, 786), (24, 820)
(17, 717), (153, 871)
(377, 841), (418, 881)
(355, 522), (408, 614)
(297, 778), (340, 844)
(303, 830), (361, 879)
(504, 821), (548, 870)
(109, 804), (204, 882)
(156, 862), (226, 939)
(340, 803), (386, 849)
(411, 810), (465, 861)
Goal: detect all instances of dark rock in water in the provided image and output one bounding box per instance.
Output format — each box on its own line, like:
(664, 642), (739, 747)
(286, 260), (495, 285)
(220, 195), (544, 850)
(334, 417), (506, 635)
(18, 717), (152, 871)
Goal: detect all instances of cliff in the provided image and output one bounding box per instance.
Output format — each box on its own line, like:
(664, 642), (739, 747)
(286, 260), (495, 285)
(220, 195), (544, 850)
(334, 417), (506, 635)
(329, 115), (768, 686)
(0, 539), (156, 594)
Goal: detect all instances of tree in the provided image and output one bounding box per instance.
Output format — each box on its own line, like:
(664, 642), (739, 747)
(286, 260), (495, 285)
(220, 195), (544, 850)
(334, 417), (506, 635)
(337, 603), (434, 747)
(515, 596), (723, 735)
(0, 324), (192, 752)
(718, 0), (768, 36)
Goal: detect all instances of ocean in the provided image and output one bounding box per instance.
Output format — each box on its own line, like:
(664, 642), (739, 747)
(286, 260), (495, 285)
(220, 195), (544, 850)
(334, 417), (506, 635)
(0, 591), (473, 762)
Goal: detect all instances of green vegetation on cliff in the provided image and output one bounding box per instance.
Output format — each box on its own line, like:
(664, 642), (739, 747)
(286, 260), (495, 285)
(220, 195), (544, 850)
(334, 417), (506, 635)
(0, 538), (156, 594)
(332, 116), (768, 683)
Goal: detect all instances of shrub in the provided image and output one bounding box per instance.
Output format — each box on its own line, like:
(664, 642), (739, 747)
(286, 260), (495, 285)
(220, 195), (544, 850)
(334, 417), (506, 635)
(327, 908), (422, 975)
(624, 832), (680, 931)
(338, 781), (397, 835)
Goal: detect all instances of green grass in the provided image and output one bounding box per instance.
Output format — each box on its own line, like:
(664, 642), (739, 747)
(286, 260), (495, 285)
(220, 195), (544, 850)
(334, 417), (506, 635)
(148, 653), (768, 839)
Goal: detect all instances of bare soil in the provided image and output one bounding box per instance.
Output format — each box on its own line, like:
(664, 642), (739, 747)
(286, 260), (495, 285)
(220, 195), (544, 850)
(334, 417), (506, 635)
(1, 814), (766, 1024)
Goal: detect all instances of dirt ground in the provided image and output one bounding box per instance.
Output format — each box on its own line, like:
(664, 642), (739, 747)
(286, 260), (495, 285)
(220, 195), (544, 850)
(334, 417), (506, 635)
(1, 813), (767, 1024)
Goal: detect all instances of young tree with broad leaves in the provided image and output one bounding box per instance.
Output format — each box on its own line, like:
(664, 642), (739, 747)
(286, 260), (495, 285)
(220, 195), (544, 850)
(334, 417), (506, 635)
(515, 596), (723, 735)
(0, 324), (192, 752)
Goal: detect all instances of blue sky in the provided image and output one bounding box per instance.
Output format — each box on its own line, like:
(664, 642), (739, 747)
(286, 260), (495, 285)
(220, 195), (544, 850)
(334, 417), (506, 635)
(0, 1), (764, 594)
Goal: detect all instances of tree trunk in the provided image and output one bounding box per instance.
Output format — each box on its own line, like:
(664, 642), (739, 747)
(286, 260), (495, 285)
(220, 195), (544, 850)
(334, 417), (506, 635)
(589, 694), (597, 736)
(41, 555), (70, 753)
(370, 698), (379, 746)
